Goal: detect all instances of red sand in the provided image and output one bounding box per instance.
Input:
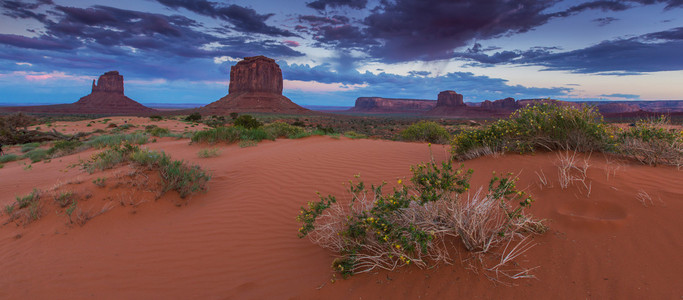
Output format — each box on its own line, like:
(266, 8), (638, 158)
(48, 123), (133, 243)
(1, 135), (681, 299)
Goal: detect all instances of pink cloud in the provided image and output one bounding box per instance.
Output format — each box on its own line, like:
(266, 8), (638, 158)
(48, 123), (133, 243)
(283, 40), (300, 47)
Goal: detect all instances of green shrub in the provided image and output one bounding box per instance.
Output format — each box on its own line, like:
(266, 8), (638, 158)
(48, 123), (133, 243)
(452, 103), (610, 160)
(185, 112), (202, 122)
(400, 121), (450, 144)
(234, 115), (262, 129)
(263, 122), (304, 138)
(344, 131), (368, 139)
(54, 191), (75, 208)
(93, 177), (107, 187)
(617, 116), (683, 166)
(198, 148), (221, 158)
(48, 140), (83, 156)
(298, 157), (543, 278)
(145, 125), (171, 137)
(83, 143), (210, 199)
(150, 115), (163, 121)
(21, 142), (40, 153)
(240, 127), (272, 142)
(0, 154), (20, 163)
(24, 148), (49, 162)
(85, 133), (149, 149)
(191, 126), (242, 144)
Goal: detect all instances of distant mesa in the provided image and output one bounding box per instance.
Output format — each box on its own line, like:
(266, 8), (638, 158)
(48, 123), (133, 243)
(349, 97), (436, 113)
(481, 97), (519, 111)
(436, 90), (465, 107)
(203, 55), (309, 114)
(0, 70), (155, 115)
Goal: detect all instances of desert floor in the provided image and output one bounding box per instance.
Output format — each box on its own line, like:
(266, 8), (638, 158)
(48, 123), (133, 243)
(0, 118), (681, 299)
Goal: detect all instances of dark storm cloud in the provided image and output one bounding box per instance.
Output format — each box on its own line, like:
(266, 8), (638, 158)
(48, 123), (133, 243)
(298, 0), (683, 63)
(0, 2), (304, 80)
(523, 27), (683, 73)
(0, 0), (52, 21)
(592, 17), (619, 26)
(154, 0), (295, 37)
(306, 0), (368, 10)
(298, 15), (350, 26)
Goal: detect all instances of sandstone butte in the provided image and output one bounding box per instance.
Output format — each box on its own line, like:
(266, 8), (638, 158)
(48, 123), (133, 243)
(0, 71), (155, 115)
(203, 56), (310, 114)
(349, 97), (436, 113)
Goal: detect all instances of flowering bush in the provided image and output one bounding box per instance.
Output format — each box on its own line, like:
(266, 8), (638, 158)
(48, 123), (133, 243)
(297, 156), (544, 278)
(617, 116), (683, 166)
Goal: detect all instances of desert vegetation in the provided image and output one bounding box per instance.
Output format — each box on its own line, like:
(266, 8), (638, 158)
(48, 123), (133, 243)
(298, 151), (545, 279)
(452, 103), (682, 166)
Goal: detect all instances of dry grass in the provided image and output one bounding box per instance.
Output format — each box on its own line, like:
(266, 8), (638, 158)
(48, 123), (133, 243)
(556, 150), (592, 197)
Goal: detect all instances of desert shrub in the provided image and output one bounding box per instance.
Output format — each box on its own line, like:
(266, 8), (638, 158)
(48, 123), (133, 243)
(21, 142), (41, 153)
(191, 126), (242, 144)
(92, 177), (107, 187)
(54, 191), (75, 208)
(83, 143), (210, 199)
(240, 127), (272, 142)
(204, 115), (228, 128)
(24, 148), (49, 162)
(160, 160), (211, 198)
(298, 157), (544, 278)
(185, 112), (202, 122)
(7, 189), (42, 224)
(111, 123), (135, 132)
(400, 121), (450, 144)
(149, 115), (163, 121)
(48, 140), (83, 156)
(289, 131), (312, 139)
(315, 125), (335, 134)
(145, 125), (171, 137)
(85, 133), (149, 149)
(234, 115), (262, 129)
(229, 112), (239, 120)
(344, 131), (368, 139)
(452, 103), (610, 160)
(263, 122), (304, 138)
(617, 116), (683, 166)
(0, 154), (20, 163)
(198, 148), (221, 158)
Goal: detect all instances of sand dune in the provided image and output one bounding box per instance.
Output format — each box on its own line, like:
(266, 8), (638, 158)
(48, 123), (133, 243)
(0, 136), (681, 299)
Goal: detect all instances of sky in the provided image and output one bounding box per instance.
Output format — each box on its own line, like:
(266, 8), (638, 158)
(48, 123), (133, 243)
(0, 0), (681, 107)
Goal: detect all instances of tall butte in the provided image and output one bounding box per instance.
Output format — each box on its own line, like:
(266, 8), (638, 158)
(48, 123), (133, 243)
(204, 56), (309, 114)
(74, 71), (155, 114)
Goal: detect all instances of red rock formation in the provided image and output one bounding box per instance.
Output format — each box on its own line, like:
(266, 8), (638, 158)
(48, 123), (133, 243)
(436, 90), (465, 107)
(349, 97), (436, 113)
(481, 97), (519, 111)
(228, 56), (283, 94)
(204, 56), (309, 114)
(91, 71), (124, 94)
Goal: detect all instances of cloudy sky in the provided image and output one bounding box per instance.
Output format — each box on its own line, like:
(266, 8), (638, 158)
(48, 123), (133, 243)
(0, 0), (681, 107)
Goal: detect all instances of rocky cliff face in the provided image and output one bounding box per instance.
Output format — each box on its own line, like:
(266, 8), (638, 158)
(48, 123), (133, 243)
(228, 56), (283, 95)
(436, 91), (465, 107)
(204, 56), (309, 114)
(596, 103), (641, 114)
(481, 97), (519, 111)
(350, 97), (436, 112)
(91, 71), (124, 94)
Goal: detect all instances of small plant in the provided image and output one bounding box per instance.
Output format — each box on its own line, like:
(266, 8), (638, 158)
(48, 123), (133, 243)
(65, 200), (77, 224)
(198, 148), (221, 158)
(400, 121), (450, 144)
(150, 115), (163, 121)
(101, 118), (111, 124)
(344, 131), (368, 139)
(263, 122), (304, 138)
(54, 191), (75, 207)
(238, 140), (258, 148)
(145, 125), (171, 137)
(93, 177), (107, 187)
(21, 142), (41, 153)
(47, 140), (82, 156)
(0, 154), (20, 163)
(24, 148), (49, 162)
(85, 133), (149, 149)
(185, 112), (202, 122)
(234, 115), (262, 129)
